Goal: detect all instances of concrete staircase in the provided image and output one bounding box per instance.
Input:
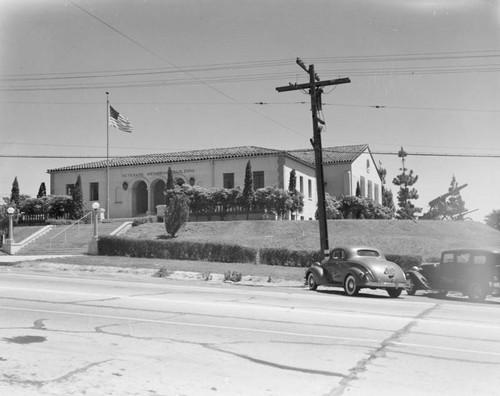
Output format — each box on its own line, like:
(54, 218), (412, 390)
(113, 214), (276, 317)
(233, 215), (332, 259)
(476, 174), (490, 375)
(16, 222), (129, 255)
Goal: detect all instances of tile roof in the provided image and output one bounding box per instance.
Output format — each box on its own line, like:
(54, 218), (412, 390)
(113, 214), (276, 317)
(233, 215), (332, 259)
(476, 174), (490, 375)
(47, 144), (369, 173)
(287, 144), (369, 165)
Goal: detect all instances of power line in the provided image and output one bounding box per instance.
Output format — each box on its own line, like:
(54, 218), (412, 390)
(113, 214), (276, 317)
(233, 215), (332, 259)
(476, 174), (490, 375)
(2, 151), (500, 160)
(65, 1), (306, 140)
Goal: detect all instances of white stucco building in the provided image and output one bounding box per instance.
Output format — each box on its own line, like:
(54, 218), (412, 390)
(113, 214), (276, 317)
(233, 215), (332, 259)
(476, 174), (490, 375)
(48, 144), (382, 220)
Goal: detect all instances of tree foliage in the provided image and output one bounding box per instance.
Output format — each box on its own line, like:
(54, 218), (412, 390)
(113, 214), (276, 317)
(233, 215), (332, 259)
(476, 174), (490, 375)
(71, 175), (84, 219)
(319, 194), (393, 220)
(10, 177), (20, 207)
(484, 210), (500, 231)
(392, 148), (421, 219)
(287, 169), (304, 218)
(241, 160), (254, 219)
(37, 182), (47, 198)
(165, 189), (190, 237)
(378, 161), (395, 213)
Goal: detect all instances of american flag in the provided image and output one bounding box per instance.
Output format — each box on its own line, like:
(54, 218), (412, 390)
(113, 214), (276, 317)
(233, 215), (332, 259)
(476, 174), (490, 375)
(109, 106), (133, 133)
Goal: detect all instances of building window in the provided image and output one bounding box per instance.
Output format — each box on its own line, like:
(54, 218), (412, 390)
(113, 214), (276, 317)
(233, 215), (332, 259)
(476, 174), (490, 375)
(189, 177), (195, 186)
(299, 176), (304, 193)
(89, 182), (99, 201)
(308, 179), (312, 199)
(66, 184), (74, 196)
(368, 180), (373, 200)
(374, 184), (380, 203)
(253, 171), (264, 189)
(223, 173), (234, 189)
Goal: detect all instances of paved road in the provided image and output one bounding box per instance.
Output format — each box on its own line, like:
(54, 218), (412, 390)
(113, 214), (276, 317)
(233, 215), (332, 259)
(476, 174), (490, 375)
(0, 269), (499, 396)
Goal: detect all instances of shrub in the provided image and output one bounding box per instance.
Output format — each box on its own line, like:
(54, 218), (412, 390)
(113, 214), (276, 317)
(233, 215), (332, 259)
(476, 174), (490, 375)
(153, 267), (171, 278)
(385, 254), (422, 272)
(165, 189), (190, 237)
(132, 216), (156, 227)
(259, 248), (323, 267)
(224, 271), (242, 282)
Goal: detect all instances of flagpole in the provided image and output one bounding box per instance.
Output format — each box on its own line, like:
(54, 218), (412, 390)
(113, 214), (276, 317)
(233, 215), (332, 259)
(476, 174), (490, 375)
(106, 92), (110, 221)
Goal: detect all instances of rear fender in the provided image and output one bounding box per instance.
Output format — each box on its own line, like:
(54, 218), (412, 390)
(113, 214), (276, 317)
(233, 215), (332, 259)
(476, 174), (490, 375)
(346, 267), (365, 285)
(306, 264), (328, 285)
(406, 270), (431, 290)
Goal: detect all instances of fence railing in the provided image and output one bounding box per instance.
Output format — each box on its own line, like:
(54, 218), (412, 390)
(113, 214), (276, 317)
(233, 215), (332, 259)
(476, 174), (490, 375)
(49, 211), (94, 253)
(19, 212), (71, 225)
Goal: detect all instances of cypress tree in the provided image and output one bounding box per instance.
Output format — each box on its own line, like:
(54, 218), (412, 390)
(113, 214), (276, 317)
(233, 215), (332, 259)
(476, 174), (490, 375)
(10, 177), (20, 207)
(71, 175), (84, 219)
(242, 160), (254, 219)
(37, 182), (47, 198)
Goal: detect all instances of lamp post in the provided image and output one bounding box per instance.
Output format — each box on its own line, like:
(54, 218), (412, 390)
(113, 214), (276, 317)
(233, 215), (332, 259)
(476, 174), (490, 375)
(6, 207), (15, 243)
(92, 202), (100, 241)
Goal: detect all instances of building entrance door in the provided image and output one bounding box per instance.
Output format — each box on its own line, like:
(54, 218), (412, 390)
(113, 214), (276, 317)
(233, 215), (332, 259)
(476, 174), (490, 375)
(133, 181), (148, 216)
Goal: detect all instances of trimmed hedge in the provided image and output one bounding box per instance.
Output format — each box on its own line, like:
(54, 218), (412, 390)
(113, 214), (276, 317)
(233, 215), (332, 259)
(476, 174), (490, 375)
(385, 254), (422, 272)
(97, 236), (421, 270)
(98, 236), (257, 263)
(259, 248), (323, 267)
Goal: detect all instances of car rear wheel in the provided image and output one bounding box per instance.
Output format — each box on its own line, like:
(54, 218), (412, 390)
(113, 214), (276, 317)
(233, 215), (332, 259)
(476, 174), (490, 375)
(307, 273), (318, 291)
(344, 274), (359, 296)
(468, 282), (487, 302)
(387, 288), (402, 298)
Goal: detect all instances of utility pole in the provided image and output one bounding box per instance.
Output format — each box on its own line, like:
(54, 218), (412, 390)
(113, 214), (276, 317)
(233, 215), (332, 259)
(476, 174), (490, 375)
(276, 58), (350, 259)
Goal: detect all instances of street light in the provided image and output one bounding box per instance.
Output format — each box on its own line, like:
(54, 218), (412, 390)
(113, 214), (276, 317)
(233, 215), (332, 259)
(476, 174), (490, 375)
(92, 202), (100, 241)
(6, 207), (15, 242)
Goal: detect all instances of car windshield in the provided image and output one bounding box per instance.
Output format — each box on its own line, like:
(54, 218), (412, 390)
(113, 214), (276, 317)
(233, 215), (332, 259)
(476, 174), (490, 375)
(356, 249), (380, 257)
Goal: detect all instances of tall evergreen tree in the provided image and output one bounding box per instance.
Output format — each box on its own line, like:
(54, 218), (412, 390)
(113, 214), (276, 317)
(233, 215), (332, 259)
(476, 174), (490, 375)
(10, 177), (20, 207)
(37, 182), (47, 198)
(288, 169), (303, 219)
(165, 167), (175, 206)
(288, 169), (296, 192)
(241, 160), (254, 219)
(392, 147), (421, 219)
(378, 161), (395, 215)
(71, 175), (84, 219)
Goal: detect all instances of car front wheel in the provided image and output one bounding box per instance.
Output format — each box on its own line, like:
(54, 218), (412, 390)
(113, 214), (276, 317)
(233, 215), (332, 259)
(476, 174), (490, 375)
(344, 274), (359, 296)
(307, 273), (318, 291)
(387, 288), (402, 298)
(468, 282), (487, 302)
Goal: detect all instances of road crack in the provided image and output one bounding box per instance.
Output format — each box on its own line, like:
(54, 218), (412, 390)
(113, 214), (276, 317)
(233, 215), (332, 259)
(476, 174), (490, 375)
(328, 303), (440, 396)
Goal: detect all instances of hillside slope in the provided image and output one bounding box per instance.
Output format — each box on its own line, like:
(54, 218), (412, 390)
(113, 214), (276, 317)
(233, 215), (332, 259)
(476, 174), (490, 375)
(124, 219), (500, 260)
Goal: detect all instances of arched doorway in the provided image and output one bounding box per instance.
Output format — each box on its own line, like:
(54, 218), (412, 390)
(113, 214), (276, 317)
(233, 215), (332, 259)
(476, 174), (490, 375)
(133, 180), (148, 216)
(151, 179), (166, 213)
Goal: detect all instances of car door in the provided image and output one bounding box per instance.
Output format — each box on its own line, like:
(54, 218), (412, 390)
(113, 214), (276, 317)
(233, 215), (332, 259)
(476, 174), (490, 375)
(325, 249), (344, 285)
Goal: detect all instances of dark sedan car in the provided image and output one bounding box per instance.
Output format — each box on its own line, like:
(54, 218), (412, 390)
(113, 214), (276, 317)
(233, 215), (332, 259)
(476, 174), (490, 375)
(305, 246), (408, 298)
(406, 248), (500, 302)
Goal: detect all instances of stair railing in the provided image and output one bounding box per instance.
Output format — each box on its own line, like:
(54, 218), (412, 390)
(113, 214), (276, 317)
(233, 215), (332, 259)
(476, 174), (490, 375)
(49, 211), (94, 254)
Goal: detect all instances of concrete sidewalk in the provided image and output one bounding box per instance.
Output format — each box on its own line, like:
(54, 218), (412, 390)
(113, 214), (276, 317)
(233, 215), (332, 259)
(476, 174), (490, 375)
(0, 254), (82, 264)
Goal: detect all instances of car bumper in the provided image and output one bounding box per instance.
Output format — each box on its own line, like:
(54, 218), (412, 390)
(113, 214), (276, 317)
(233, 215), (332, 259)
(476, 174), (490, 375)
(364, 281), (409, 289)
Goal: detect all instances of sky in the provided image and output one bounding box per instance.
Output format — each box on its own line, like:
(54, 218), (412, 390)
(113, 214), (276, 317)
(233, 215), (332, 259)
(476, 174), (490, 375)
(1, 0), (499, 221)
